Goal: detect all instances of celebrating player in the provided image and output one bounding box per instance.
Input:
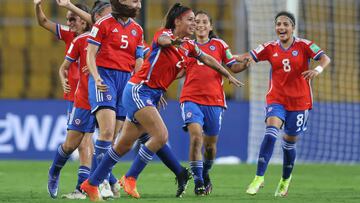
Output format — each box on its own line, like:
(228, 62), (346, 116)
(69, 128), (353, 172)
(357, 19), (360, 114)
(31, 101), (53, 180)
(179, 10), (249, 196)
(33, 0), (93, 199)
(241, 11), (331, 197)
(80, 3), (242, 201)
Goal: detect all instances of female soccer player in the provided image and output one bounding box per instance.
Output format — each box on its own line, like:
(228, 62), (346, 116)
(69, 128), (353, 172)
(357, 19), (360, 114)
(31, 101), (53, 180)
(241, 11), (331, 197)
(80, 3), (242, 201)
(33, 0), (93, 199)
(179, 10), (249, 196)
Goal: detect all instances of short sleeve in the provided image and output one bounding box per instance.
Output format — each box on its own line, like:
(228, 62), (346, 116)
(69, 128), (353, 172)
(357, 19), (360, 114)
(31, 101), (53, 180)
(65, 39), (80, 63)
(87, 23), (105, 46)
(217, 39), (236, 67)
(250, 43), (270, 62)
(185, 40), (203, 58)
(304, 41), (324, 61)
(56, 24), (74, 44)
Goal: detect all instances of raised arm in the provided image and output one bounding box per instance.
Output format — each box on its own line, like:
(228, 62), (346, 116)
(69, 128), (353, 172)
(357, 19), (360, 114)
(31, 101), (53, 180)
(34, 0), (57, 34)
(57, 0), (92, 25)
(302, 53), (331, 80)
(198, 53), (244, 87)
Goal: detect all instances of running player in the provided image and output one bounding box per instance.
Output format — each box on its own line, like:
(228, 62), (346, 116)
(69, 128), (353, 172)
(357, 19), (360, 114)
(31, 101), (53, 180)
(240, 11), (331, 197)
(33, 0), (93, 199)
(179, 10), (249, 196)
(80, 3), (242, 201)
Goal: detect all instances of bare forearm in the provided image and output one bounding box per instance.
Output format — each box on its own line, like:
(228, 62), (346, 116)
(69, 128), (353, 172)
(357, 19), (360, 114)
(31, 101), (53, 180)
(200, 54), (231, 78)
(319, 54), (331, 69)
(134, 58), (143, 73)
(35, 3), (56, 34)
(66, 3), (92, 24)
(158, 36), (172, 47)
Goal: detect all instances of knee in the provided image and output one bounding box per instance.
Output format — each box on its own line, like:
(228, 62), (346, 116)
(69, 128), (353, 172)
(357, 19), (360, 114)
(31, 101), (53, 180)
(62, 143), (76, 154)
(190, 133), (203, 147)
(157, 130), (168, 146)
(99, 127), (114, 141)
(204, 142), (216, 154)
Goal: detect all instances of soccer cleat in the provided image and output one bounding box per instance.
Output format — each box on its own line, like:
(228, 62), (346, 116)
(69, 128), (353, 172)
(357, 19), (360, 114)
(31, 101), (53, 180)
(99, 180), (114, 199)
(61, 189), (86, 200)
(246, 175), (264, 195)
(203, 173), (213, 195)
(274, 175), (292, 197)
(80, 179), (102, 202)
(119, 176), (140, 199)
(175, 168), (192, 198)
(194, 184), (206, 196)
(47, 170), (60, 199)
(111, 182), (121, 198)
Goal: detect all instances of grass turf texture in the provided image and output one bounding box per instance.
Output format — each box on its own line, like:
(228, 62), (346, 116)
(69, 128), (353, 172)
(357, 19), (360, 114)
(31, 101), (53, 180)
(0, 161), (359, 203)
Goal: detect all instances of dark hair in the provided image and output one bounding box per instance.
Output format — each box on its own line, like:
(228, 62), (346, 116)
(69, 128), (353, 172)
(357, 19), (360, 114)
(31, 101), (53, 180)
(91, 1), (110, 23)
(164, 3), (192, 30)
(110, 0), (139, 19)
(275, 11), (296, 26)
(195, 10), (218, 39)
(74, 3), (91, 31)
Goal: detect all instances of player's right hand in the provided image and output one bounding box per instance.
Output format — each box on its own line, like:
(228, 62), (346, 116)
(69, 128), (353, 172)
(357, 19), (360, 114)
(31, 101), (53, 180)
(33, 0), (42, 5)
(56, 0), (71, 7)
(61, 78), (71, 93)
(171, 37), (184, 47)
(95, 76), (108, 92)
(228, 75), (244, 87)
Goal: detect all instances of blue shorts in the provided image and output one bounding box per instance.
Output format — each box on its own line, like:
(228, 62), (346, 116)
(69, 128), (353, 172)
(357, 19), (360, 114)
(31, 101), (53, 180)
(68, 107), (96, 133)
(122, 82), (164, 122)
(88, 67), (131, 119)
(181, 101), (224, 136)
(265, 104), (309, 136)
(66, 101), (74, 123)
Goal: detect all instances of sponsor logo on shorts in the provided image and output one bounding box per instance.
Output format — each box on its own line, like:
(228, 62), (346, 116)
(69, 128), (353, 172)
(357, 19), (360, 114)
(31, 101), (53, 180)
(186, 112), (192, 118)
(106, 95), (112, 101)
(146, 99), (153, 105)
(267, 107), (273, 112)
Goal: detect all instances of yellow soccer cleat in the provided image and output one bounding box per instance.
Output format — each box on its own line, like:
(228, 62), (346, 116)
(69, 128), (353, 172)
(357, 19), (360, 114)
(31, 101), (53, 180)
(274, 175), (292, 197)
(246, 175), (264, 195)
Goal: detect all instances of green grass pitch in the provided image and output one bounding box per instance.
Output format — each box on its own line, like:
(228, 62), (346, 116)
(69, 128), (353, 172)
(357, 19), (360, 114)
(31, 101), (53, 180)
(0, 161), (359, 203)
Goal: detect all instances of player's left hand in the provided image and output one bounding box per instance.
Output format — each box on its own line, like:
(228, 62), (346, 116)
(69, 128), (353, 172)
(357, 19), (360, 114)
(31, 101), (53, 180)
(157, 95), (168, 110)
(302, 70), (319, 80)
(228, 75), (244, 87)
(171, 37), (184, 47)
(56, 0), (71, 7)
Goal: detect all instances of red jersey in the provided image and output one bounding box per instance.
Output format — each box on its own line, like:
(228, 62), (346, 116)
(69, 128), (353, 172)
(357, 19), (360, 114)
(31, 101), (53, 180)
(250, 37), (324, 111)
(180, 38), (236, 107)
(130, 28), (203, 90)
(87, 14), (144, 72)
(56, 24), (80, 101)
(65, 32), (91, 110)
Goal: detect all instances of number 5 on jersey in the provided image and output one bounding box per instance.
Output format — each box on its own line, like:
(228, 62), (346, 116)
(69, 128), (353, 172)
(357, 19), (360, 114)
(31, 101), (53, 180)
(120, 35), (128, 49)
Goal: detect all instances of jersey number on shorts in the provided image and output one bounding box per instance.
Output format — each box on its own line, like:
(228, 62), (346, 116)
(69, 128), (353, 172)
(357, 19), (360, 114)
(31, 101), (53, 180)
(120, 35), (128, 49)
(282, 59), (291, 72)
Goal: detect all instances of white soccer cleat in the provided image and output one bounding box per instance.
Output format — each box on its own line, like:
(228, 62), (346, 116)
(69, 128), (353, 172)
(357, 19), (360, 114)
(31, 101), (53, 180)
(99, 180), (114, 199)
(111, 182), (121, 198)
(61, 189), (86, 200)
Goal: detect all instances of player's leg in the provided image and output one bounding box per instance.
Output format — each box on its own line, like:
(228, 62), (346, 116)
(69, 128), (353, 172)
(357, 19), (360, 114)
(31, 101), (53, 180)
(137, 133), (191, 198)
(48, 130), (85, 198)
(181, 102), (206, 195)
(275, 109), (309, 197)
(201, 105), (223, 195)
(246, 104), (284, 195)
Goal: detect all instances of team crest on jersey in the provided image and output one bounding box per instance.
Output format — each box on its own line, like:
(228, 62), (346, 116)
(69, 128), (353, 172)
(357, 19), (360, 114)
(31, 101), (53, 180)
(75, 119), (81, 125)
(186, 112), (192, 118)
(106, 95), (112, 101)
(292, 50), (298, 56)
(146, 99), (153, 105)
(209, 45), (216, 51)
(131, 29), (137, 36)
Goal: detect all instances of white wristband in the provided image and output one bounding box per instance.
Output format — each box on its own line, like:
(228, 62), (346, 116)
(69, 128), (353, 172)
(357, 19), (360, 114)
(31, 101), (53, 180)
(314, 66), (324, 74)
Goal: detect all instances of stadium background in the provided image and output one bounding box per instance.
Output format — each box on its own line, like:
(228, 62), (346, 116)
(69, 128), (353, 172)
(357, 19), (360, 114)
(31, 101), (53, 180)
(0, 0), (359, 164)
